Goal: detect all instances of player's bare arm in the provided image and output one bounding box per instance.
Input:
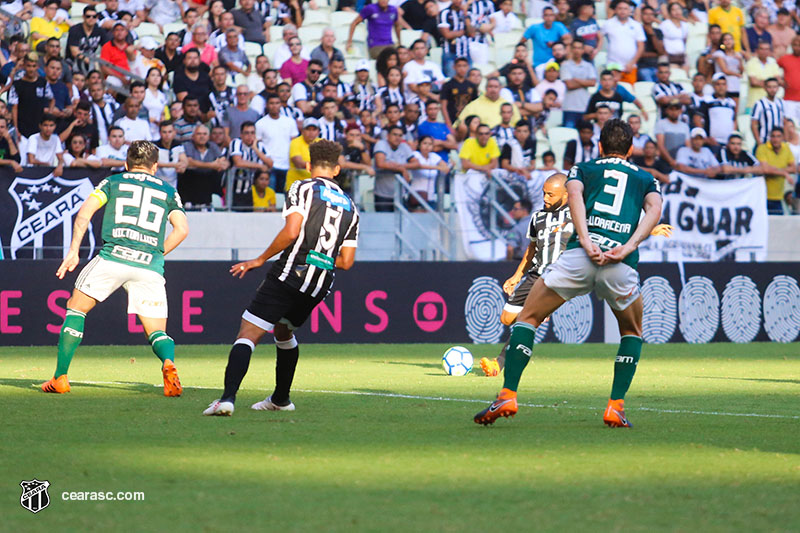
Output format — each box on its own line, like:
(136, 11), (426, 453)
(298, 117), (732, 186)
(163, 210), (190, 256)
(56, 195), (103, 279)
(566, 179), (605, 266)
(230, 212), (304, 278)
(504, 241), (536, 295)
(335, 246), (356, 270)
(605, 192), (663, 263)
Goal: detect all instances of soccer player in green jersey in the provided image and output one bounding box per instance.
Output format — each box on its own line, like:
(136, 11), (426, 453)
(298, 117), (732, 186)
(474, 119), (663, 428)
(41, 141), (190, 396)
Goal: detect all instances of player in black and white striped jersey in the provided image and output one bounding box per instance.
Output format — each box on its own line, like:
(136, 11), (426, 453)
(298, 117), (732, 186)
(204, 139), (360, 417)
(228, 122), (274, 209)
(480, 173), (572, 377)
(750, 78), (785, 146)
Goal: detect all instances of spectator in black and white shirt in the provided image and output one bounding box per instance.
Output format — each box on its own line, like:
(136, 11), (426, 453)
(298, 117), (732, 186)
(491, 102), (515, 148)
(317, 97), (347, 142)
(467, 0), (494, 65)
(751, 77), (785, 146)
(652, 63), (691, 118)
(704, 73), (737, 151)
(718, 132), (765, 180)
(155, 120), (187, 189)
(438, 0), (471, 78)
(563, 120), (598, 169)
(291, 59), (323, 116)
(228, 120), (273, 209)
(319, 58), (352, 104)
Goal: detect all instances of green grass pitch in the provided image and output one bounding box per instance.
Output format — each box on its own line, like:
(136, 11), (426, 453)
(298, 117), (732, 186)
(2, 343), (799, 532)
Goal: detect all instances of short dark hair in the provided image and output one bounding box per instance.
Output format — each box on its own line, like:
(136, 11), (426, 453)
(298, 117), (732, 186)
(76, 100), (92, 112)
(184, 48), (200, 57)
(765, 77), (779, 85)
(600, 70), (614, 78)
(411, 39), (427, 49)
(40, 113), (56, 124)
(500, 102), (513, 110)
(387, 124), (404, 135)
(240, 121), (256, 132)
(577, 120), (594, 131)
(309, 58), (324, 68)
(321, 96), (337, 106)
(46, 56), (62, 66)
(127, 140), (159, 169)
(771, 126), (785, 135)
(514, 119), (529, 129)
(83, 5), (97, 15)
(182, 96), (199, 106)
(309, 139), (342, 169)
(544, 89), (558, 98)
(709, 24), (720, 31)
(517, 199), (532, 213)
(130, 80), (145, 91)
(455, 57), (470, 65)
(599, 118), (633, 156)
(542, 150), (555, 160)
(159, 119), (175, 129)
(385, 103), (400, 112)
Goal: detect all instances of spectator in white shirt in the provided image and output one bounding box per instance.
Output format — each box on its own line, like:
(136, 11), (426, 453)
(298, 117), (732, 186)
(254, 94), (299, 192)
(490, 0), (521, 34)
(602, 0), (645, 85)
(660, 2), (689, 72)
(403, 39), (446, 97)
(115, 97), (153, 142)
(26, 114), (64, 173)
(96, 126), (129, 169)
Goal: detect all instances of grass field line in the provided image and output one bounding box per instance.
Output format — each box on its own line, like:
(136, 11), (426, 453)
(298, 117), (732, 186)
(70, 380), (800, 420)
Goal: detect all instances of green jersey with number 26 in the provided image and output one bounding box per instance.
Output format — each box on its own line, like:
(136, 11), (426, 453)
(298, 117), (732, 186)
(89, 171), (185, 274)
(565, 157), (660, 270)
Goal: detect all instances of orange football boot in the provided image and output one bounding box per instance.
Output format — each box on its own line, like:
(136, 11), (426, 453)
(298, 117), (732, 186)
(162, 360), (183, 397)
(479, 357), (500, 377)
(474, 388), (518, 425)
(41, 375), (70, 393)
(603, 399), (633, 428)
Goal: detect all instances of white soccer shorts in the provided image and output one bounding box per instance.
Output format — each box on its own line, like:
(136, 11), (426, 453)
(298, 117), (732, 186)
(541, 248), (641, 311)
(74, 256), (169, 318)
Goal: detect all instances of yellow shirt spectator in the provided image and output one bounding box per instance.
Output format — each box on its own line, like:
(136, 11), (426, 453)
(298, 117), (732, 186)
(30, 12), (69, 49)
(755, 141), (795, 201)
(460, 137), (501, 167)
(744, 56), (782, 108)
(252, 185), (276, 211)
(708, 5), (746, 52)
(286, 132), (319, 191)
(457, 93), (521, 129)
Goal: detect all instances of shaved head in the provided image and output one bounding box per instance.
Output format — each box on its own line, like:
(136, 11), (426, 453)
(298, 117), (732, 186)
(543, 173), (568, 211)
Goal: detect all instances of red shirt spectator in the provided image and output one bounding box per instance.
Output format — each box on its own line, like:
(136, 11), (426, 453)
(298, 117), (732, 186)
(100, 22), (133, 81)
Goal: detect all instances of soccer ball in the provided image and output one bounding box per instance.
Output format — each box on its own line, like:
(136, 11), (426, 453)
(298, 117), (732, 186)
(442, 346), (474, 376)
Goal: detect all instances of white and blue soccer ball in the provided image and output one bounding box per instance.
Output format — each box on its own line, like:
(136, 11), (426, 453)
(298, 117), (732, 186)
(442, 346), (474, 376)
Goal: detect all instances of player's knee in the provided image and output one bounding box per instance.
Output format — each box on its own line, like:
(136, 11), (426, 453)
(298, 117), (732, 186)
(500, 311), (517, 326)
(273, 323), (294, 342)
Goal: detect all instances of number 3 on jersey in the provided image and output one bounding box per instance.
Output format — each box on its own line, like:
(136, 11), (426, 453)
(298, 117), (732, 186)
(115, 183), (167, 232)
(594, 169), (628, 217)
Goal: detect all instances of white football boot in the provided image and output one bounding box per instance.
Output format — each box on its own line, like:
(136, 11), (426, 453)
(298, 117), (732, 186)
(251, 395), (296, 411)
(203, 399), (235, 416)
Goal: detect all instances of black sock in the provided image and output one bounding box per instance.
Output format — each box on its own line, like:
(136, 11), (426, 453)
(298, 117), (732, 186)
(222, 340), (254, 403)
(497, 339), (509, 370)
(272, 337), (299, 405)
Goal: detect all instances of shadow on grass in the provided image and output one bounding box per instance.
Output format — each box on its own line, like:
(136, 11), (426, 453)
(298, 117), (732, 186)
(694, 376), (800, 385)
(0, 377), (156, 393)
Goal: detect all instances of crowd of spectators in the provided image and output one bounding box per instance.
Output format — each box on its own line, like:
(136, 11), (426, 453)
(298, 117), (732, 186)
(0, 0), (797, 214)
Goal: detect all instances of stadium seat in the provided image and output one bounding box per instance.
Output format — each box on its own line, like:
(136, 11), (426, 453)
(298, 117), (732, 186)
(546, 109), (563, 129)
(594, 1), (606, 19)
(688, 22), (707, 38)
(269, 25), (285, 42)
(494, 46), (515, 66)
(401, 29), (423, 47)
(494, 32), (520, 50)
(476, 62), (497, 75)
(594, 51), (607, 69)
(136, 23), (161, 38)
(737, 115), (756, 151)
(304, 9), (330, 26)
(634, 81), (656, 112)
(429, 47), (442, 65)
(298, 26), (323, 44)
(244, 42), (264, 62)
(164, 22), (186, 35)
(70, 2), (88, 17)
(340, 72), (356, 85)
(331, 11), (359, 28)
(524, 17), (542, 27)
(263, 42), (282, 63)
(670, 67), (691, 84)
(547, 127), (578, 170)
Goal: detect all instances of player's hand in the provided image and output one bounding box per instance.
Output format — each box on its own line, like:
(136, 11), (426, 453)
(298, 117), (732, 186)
(583, 241), (605, 265)
(503, 275), (521, 295)
(230, 258), (264, 278)
(603, 244), (633, 264)
(56, 251), (80, 279)
(651, 224), (673, 238)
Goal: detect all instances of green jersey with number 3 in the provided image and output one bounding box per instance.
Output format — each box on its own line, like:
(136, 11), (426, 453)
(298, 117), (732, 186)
(89, 171), (185, 274)
(565, 157), (660, 269)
